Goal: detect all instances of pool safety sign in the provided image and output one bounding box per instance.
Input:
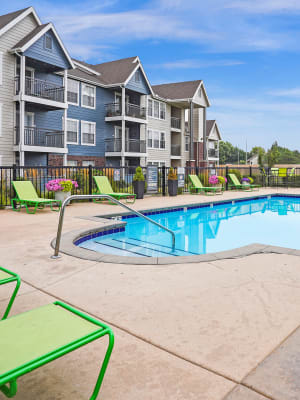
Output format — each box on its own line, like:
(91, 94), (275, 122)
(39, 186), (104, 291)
(178, 167), (185, 188)
(113, 169), (121, 181)
(147, 166), (158, 192)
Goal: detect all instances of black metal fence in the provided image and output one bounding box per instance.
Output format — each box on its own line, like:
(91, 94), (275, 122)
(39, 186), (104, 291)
(0, 165), (299, 208)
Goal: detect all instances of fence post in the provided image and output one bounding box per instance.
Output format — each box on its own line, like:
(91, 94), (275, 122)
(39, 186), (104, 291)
(12, 164), (17, 208)
(88, 165), (93, 202)
(162, 165), (166, 196)
(249, 166), (252, 177)
(225, 166), (229, 191)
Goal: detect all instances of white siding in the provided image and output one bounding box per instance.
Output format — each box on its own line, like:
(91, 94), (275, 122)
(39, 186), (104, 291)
(0, 52), (3, 85)
(193, 108), (204, 141)
(0, 13), (38, 165)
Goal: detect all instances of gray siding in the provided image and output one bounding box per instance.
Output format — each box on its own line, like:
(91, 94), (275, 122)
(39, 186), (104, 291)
(24, 30), (71, 70)
(0, 13), (38, 165)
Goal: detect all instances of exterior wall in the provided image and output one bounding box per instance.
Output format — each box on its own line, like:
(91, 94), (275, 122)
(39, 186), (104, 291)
(24, 30), (71, 70)
(125, 67), (151, 95)
(25, 152), (47, 166)
(0, 13), (38, 165)
(193, 86), (209, 108)
(147, 97), (171, 167)
(66, 81), (115, 158)
(193, 108), (204, 141)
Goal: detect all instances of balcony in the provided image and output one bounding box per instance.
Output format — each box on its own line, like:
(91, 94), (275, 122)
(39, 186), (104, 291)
(15, 126), (64, 148)
(171, 117), (181, 130)
(208, 149), (219, 158)
(15, 76), (65, 103)
(171, 144), (181, 156)
(105, 138), (146, 154)
(105, 103), (146, 120)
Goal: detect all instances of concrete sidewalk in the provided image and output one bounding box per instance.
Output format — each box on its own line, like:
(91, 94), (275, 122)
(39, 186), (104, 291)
(1, 189), (299, 399)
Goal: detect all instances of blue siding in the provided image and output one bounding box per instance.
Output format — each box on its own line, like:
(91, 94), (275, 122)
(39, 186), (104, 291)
(34, 71), (63, 86)
(24, 30), (71, 70)
(126, 68), (151, 94)
(67, 84), (115, 157)
(34, 109), (64, 131)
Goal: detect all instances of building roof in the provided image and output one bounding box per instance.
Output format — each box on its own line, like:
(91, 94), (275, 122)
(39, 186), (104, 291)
(0, 7), (30, 31)
(206, 120), (221, 140)
(69, 56), (139, 86)
(152, 80), (202, 100)
(12, 23), (49, 49)
(206, 120), (215, 136)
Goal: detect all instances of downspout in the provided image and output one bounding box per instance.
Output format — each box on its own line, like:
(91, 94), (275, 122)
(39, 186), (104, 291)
(189, 100), (194, 162)
(14, 51), (23, 166)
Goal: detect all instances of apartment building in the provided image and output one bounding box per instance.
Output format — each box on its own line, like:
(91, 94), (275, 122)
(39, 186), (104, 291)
(0, 7), (222, 168)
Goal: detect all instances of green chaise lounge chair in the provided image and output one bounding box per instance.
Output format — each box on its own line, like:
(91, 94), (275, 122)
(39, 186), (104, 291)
(0, 267), (114, 400)
(228, 173), (260, 191)
(189, 174), (223, 195)
(93, 176), (136, 203)
(11, 181), (61, 214)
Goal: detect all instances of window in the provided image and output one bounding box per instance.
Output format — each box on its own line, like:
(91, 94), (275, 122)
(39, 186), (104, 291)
(66, 118), (79, 144)
(160, 103), (166, 120)
(148, 161), (165, 167)
(134, 70), (140, 82)
(148, 99), (166, 120)
(67, 79), (79, 105)
(147, 99), (153, 116)
(81, 121), (96, 145)
(153, 101), (159, 119)
(160, 132), (165, 149)
(185, 136), (189, 152)
(0, 52), (2, 85)
(147, 129), (152, 147)
(147, 129), (166, 149)
(67, 160), (78, 166)
(44, 34), (53, 51)
(81, 84), (96, 109)
(82, 160), (95, 167)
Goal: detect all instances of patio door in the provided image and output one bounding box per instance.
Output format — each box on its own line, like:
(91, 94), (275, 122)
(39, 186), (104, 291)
(25, 112), (35, 145)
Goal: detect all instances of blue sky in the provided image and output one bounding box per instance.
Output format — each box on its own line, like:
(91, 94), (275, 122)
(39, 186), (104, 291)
(3, 0), (300, 151)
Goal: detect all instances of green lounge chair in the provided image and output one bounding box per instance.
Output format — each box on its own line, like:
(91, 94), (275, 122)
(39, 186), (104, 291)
(228, 173), (260, 191)
(188, 174), (223, 195)
(0, 267), (20, 320)
(11, 181), (61, 214)
(0, 268), (114, 400)
(93, 176), (136, 203)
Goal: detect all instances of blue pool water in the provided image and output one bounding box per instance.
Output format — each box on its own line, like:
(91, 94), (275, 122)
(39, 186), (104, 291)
(78, 196), (300, 257)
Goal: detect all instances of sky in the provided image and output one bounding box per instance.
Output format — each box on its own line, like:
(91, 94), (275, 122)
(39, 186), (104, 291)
(2, 0), (300, 151)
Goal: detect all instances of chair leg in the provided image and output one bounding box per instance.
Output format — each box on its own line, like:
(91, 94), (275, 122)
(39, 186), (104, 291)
(1, 276), (21, 320)
(11, 199), (21, 212)
(0, 380), (17, 398)
(89, 330), (114, 400)
(25, 202), (38, 214)
(50, 201), (61, 212)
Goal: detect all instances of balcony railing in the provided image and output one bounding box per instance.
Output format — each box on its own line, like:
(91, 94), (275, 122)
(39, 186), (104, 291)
(105, 102), (146, 119)
(15, 126), (64, 148)
(15, 76), (65, 103)
(208, 149), (218, 158)
(105, 138), (146, 153)
(171, 117), (181, 130)
(171, 144), (181, 156)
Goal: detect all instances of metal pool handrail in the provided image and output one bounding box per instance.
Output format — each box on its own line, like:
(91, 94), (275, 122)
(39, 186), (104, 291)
(51, 194), (176, 258)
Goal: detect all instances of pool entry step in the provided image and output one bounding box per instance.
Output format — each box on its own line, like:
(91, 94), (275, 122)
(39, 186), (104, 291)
(80, 236), (194, 258)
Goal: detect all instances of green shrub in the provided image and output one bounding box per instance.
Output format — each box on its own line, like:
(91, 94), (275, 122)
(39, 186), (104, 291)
(133, 166), (145, 181)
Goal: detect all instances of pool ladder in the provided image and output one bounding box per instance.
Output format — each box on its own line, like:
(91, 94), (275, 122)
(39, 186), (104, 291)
(51, 194), (176, 258)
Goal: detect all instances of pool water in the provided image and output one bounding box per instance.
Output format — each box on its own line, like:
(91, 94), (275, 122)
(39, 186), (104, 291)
(78, 196), (300, 257)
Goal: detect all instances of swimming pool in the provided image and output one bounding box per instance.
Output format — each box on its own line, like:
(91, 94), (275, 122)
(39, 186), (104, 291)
(76, 195), (300, 258)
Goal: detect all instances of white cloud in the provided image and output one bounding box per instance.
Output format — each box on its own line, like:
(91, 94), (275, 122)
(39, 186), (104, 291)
(226, 0), (300, 14)
(267, 88), (300, 97)
(159, 59), (244, 69)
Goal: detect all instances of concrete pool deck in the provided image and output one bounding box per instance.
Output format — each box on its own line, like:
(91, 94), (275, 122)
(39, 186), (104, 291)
(1, 187), (300, 399)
